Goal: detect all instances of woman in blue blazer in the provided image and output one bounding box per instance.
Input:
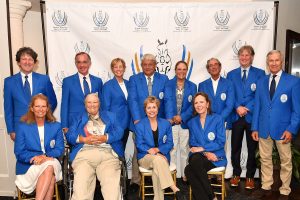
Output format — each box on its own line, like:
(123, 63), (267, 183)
(185, 92), (227, 200)
(14, 94), (64, 199)
(102, 58), (132, 149)
(135, 96), (186, 200)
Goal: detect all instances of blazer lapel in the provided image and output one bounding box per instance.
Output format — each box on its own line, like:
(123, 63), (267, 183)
(31, 72), (38, 95)
(207, 79), (215, 97)
(75, 74), (85, 98)
(272, 72), (286, 101)
(152, 73), (159, 96)
(112, 77), (126, 100)
(16, 73), (28, 103)
(146, 118), (155, 146)
(140, 74), (148, 97)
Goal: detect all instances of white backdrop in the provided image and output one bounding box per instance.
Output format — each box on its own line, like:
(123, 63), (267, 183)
(46, 1), (274, 178)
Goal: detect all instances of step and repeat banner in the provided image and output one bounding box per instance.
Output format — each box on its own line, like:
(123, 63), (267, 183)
(46, 1), (274, 178)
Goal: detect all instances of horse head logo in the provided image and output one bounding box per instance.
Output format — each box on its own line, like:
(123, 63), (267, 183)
(156, 39), (172, 74)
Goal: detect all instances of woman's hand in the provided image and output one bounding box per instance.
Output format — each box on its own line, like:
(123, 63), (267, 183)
(31, 155), (51, 165)
(147, 148), (159, 155)
(190, 146), (204, 153)
(205, 152), (218, 162)
(80, 135), (105, 145)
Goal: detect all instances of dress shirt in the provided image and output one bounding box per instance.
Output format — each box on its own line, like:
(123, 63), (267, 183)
(211, 77), (220, 96)
(118, 81), (128, 100)
(240, 66), (250, 79)
(269, 70), (282, 90)
(78, 73), (91, 94)
(37, 126), (45, 153)
(21, 72), (33, 95)
(145, 74), (154, 85)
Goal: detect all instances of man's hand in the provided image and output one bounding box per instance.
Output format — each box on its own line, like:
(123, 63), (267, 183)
(190, 147), (204, 153)
(252, 131), (259, 141)
(173, 115), (182, 124)
(134, 120), (140, 125)
(236, 106), (249, 117)
(281, 130), (293, 144)
(205, 152), (218, 162)
(147, 148), (159, 155)
(62, 128), (69, 134)
(9, 132), (16, 141)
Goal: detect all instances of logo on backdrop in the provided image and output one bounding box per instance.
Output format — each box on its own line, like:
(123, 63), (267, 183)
(252, 9), (269, 30)
(232, 40), (247, 59)
(133, 11), (150, 32)
(74, 41), (90, 53)
(173, 10), (190, 32)
(55, 71), (66, 88)
(214, 10), (231, 31)
(156, 39), (172, 74)
(51, 10), (69, 32)
(92, 10), (110, 32)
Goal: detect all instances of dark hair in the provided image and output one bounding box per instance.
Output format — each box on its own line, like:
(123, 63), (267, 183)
(192, 92), (212, 116)
(144, 96), (160, 112)
(110, 58), (126, 70)
(16, 47), (38, 63)
(21, 94), (56, 124)
(75, 52), (91, 62)
(238, 45), (255, 56)
(175, 61), (188, 70)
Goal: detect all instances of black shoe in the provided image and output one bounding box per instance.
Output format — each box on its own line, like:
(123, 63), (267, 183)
(251, 188), (272, 198)
(129, 183), (139, 193)
(175, 190), (187, 200)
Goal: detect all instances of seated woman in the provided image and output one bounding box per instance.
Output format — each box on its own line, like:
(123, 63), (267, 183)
(14, 94), (64, 200)
(135, 96), (186, 200)
(185, 92), (227, 200)
(66, 93), (124, 200)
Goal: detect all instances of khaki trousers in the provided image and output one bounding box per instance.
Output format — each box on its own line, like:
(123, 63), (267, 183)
(71, 148), (121, 200)
(170, 125), (189, 178)
(139, 154), (175, 200)
(131, 133), (141, 185)
(259, 136), (292, 195)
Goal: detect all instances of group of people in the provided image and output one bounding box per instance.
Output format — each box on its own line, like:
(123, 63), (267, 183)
(4, 45), (300, 200)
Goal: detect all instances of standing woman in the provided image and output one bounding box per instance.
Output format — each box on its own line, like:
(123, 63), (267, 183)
(185, 92), (227, 200)
(102, 58), (132, 148)
(135, 96), (186, 200)
(164, 61), (197, 181)
(14, 94), (64, 200)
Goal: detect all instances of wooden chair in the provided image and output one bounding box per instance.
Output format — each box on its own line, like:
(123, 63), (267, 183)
(139, 162), (177, 200)
(189, 166), (226, 200)
(17, 182), (60, 200)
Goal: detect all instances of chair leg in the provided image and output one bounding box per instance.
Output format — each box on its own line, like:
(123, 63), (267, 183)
(141, 174), (145, 200)
(189, 186), (192, 200)
(55, 183), (60, 200)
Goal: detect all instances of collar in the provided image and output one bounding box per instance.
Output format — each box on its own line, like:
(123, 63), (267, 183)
(270, 70), (283, 78)
(21, 71), (32, 78)
(78, 72), (90, 79)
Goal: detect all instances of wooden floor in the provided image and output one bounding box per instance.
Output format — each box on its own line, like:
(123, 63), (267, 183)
(1, 178), (299, 200)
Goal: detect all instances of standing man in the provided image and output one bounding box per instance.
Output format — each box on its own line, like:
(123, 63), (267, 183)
(128, 53), (169, 191)
(252, 50), (300, 200)
(61, 52), (103, 133)
(4, 47), (57, 141)
(198, 57), (234, 126)
(227, 45), (265, 189)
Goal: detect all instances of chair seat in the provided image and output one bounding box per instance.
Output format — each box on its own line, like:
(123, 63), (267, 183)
(139, 162), (176, 173)
(208, 166), (225, 173)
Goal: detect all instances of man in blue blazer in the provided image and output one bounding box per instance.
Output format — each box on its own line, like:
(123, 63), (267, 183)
(4, 47), (57, 141)
(128, 53), (169, 190)
(227, 45), (265, 189)
(60, 52), (103, 133)
(198, 58), (234, 126)
(251, 50), (300, 200)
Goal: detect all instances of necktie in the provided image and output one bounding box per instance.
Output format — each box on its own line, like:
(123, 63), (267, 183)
(242, 69), (247, 84)
(83, 76), (90, 96)
(24, 75), (31, 101)
(270, 75), (277, 100)
(147, 77), (152, 96)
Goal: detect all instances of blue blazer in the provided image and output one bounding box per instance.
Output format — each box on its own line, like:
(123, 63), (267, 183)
(164, 77), (197, 129)
(252, 72), (300, 140)
(227, 66), (265, 124)
(128, 72), (169, 121)
(4, 72), (57, 133)
(66, 111), (124, 162)
(198, 77), (234, 124)
(188, 114), (227, 167)
(102, 77), (133, 131)
(61, 73), (103, 128)
(135, 117), (174, 162)
(14, 121), (64, 175)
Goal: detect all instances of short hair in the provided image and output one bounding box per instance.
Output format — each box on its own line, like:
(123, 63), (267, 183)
(238, 45), (255, 56)
(266, 50), (283, 61)
(192, 92), (212, 116)
(84, 93), (100, 105)
(21, 94), (56, 124)
(206, 58), (222, 69)
(75, 52), (91, 62)
(110, 58), (126, 70)
(16, 47), (38, 63)
(175, 61), (188, 70)
(141, 54), (156, 65)
(144, 96), (160, 111)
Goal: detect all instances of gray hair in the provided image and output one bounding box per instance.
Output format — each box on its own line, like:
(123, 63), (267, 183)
(141, 54), (156, 64)
(206, 57), (222, 69)
(84, 92), (99, 105)
(266, 50), (284, 61)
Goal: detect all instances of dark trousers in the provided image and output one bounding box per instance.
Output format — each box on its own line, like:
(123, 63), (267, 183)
(231, 117), (257, 178)
(185, 153), (215, 200)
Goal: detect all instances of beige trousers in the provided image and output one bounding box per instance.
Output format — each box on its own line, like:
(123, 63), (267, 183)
(71, 148), (121, 200)
(139, 154), (175, 200)
(259, 136), (292, 195)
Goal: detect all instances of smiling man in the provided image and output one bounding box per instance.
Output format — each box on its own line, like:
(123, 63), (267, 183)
(251, 50), (300, 200)
(4, 47), (57, 141)
(61, 52), (103, 133)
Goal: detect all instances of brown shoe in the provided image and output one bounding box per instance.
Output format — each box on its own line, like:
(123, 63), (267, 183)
(245, 178), (255, 189)
(252, 188), (272, 198)
(278, 194), (289, 200)
(230, 175), (240, 187)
